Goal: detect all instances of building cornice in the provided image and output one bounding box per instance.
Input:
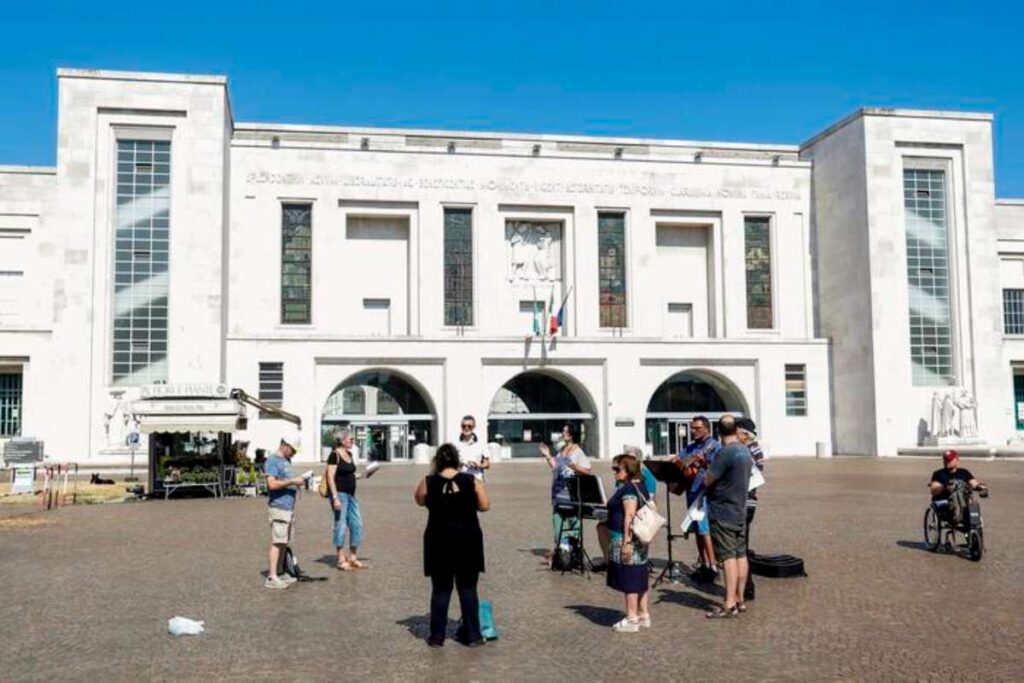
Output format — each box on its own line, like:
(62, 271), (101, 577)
(0, 165), (57, 175)
(801, 107), (993, 151)
(57, 68), (227, 86)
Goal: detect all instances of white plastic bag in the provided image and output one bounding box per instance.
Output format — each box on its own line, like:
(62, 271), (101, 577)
(168, 616), (205, 636)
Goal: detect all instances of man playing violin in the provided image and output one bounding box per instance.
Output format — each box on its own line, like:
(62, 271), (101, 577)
(670, 415), (721, 583)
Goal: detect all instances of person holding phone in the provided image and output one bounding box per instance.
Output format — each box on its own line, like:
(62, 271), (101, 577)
(264, 437), (310, 589)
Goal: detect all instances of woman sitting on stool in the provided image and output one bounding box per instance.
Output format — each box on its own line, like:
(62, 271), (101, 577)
(414, 443), (490, 647)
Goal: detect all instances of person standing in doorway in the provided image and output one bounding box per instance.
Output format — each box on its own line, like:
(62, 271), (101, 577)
(414, 444), (490, 647)
(671, 415), (721, 582)
(264, 437), (310, 589)
(704, 415), (753, 618)
(456, 415), (490, 481)
(326, 430), (367, 571)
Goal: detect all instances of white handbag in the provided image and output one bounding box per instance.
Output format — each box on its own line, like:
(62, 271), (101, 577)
(630, 484), (667, 545)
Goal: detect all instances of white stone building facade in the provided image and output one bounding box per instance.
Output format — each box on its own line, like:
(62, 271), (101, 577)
(0, 69), (1019, 462)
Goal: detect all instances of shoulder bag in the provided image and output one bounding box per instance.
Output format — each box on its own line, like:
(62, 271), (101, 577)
(630, 483), (666, 545)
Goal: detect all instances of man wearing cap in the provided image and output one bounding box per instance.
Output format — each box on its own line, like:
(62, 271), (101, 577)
(264, 437), (310, 589)
(736, 417), (764, 601)
(929, 450), (986, 525)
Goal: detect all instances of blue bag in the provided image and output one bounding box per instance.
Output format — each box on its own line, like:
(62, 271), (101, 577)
(480, 600), (498, 641)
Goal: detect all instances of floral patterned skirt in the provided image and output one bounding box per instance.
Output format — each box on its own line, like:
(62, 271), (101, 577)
(607, 530), (649, 594)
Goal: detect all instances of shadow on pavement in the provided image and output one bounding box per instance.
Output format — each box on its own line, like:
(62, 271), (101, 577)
(564, 604), (622, 627)
(896, 540), (932, 552)
(397, 615), (461, 641)
(654, 588), (717, 612)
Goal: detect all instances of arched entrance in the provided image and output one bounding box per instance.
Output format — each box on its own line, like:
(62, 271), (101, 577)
(321, 370), (435, 461)
(487, 370), (598, 458)
(645, 370), (747, 456)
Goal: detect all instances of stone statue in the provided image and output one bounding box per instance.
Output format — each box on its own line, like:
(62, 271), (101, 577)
(534, 229), (554, 280)
(508, 225), (528, 280)
(956, 390), (978, 438)
(940, 391), (958, 437)
(929, 391), (942, 437)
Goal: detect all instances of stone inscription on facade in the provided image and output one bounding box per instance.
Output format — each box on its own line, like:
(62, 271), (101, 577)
(245, 171), (802, 201)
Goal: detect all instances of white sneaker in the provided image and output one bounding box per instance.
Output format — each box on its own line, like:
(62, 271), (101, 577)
(612, 617), (640, 633)
(264, 576), (291, 590)
(637, 613), (652, 628)
(279, 573), (298, 585)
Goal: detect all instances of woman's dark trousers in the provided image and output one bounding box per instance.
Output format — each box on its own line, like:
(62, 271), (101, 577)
(430, 570), (480, 642)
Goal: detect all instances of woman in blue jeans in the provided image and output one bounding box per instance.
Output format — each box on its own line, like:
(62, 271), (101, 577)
(327, 430), (366, 570)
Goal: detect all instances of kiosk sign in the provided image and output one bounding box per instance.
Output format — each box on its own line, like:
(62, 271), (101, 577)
(140, 384), (230, 400)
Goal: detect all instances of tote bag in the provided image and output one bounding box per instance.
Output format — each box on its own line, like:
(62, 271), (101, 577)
(631, 484), (667, 545)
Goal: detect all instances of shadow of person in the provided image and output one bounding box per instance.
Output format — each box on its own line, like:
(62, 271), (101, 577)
(314, 555), (338, 567)
(564, 604), (622, 627)
(896, 540), (932, 552)
(654, 588), (717, 612)
(397, 615), (462, 641)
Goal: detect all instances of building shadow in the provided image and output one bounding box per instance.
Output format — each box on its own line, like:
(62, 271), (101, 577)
(654, 588), (717, 612)
(564, 604), (622, 627)
(397, 615), (461, 641)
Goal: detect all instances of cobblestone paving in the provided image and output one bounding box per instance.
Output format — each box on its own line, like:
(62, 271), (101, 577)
(1, 458), (1022, 682)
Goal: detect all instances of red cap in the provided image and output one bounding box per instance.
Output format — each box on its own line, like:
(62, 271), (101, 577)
(943, 449), (959, 465)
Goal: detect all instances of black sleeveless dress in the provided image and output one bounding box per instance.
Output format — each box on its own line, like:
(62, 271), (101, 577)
(423, 472), (485, 577)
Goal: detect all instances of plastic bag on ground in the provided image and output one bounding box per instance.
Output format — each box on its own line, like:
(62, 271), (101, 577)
(168, 616), (205, 636)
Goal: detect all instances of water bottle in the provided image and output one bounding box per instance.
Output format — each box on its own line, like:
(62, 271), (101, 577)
(669, 562), (683, 584)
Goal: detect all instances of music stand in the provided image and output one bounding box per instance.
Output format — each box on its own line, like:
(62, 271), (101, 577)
(644, 460), (690, 587)
(554, 473), (605, 577)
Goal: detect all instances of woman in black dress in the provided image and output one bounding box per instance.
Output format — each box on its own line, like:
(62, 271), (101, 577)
(414, 443), (490, 647)
(605, 453), (651, 632)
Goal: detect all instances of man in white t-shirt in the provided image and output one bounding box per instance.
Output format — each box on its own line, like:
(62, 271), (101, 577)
(456, 415), (490, 481)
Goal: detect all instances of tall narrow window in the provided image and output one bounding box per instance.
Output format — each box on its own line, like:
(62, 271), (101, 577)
(259, 362), (284, 417)
(443, 208), (473, 326)
(0, 370), (22, 436)
(904, 168), (954, 385)
(1003, 289), (1024, 334)
(598, 212), (627, 327)
(281, 204), (312, 324)
(744, 216), (773, 329)
(112, 139), (171, 385)
(785, 364), (807, 416)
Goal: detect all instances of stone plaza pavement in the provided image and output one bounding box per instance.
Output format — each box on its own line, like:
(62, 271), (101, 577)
(1, 458), (1022, 682)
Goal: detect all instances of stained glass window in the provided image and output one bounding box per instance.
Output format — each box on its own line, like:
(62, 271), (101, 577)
(281, 204), (312, 324)
(745, 216), (773, 329)
(443, 208), (473, 326)
(112, 139), (171, 385)
(598, 213), (627, 328)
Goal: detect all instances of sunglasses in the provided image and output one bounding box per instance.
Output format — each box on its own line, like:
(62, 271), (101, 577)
(611, 466), (622, 473)
(461, 424), (474, 430)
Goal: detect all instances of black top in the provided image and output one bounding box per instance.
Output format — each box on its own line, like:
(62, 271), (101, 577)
(423, 472), (485, 577)
(930, 467), (974, 501)
(607, 481), (648, 534)
(706, 442), (752, 526)
(326, 449), (357, 496)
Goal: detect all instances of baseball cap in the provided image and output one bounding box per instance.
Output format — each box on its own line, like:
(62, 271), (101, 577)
(943, 449), (959, 464)
(280, 435), (301, 453)
(737, 417), (758, 438)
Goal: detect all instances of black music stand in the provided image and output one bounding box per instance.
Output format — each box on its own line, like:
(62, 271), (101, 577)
(644, 460), (690, 587)
(554, 474), (605, 577)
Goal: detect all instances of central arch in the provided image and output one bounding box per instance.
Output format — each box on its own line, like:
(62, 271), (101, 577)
(321, 369), (436, 461)
(645, 369), (748, 456)
(487, 370), (599, 458)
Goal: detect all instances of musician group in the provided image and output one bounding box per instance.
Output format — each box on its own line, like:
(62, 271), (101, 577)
(542, 413), (763, 629)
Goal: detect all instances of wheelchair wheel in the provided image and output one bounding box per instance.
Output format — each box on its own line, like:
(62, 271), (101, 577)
(968, 530), (984, 562)
(923, 507), (941, 551)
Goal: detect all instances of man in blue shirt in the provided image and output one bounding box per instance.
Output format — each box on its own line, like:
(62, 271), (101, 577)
(264, 437), (310, 589)
(671, 415), (721, 582)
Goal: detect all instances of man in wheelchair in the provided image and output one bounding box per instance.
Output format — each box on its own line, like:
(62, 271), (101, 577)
(929, 450), (987, 527)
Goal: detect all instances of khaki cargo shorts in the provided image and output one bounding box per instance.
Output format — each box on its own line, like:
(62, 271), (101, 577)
(268, 507), (295, 546)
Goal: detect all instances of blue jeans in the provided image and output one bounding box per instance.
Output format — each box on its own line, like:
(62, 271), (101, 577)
(331, 493), (364, 550)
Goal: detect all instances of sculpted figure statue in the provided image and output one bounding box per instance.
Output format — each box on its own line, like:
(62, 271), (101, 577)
(929, 391), (942, 437)
(940, 391), (958, 437)
(534, 229), (554, 280)
(508, 225), (528, 280)
(957, 390), (978, 438)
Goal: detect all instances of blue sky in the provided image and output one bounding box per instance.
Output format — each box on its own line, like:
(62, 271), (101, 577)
(3, 1), (1022, 196)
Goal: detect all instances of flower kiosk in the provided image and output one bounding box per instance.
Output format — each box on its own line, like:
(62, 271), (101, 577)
(132, 383), (246, 499)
